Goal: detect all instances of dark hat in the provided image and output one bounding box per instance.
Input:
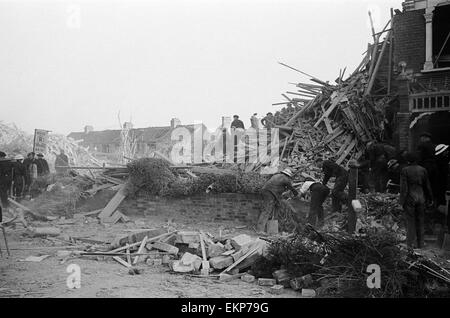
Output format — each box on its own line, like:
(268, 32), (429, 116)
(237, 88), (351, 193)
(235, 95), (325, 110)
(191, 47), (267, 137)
(267, 112), (273, 116)
(0, 151), (6, 158)
(233, 115), (239, 118)
(37, 153), (44, 157)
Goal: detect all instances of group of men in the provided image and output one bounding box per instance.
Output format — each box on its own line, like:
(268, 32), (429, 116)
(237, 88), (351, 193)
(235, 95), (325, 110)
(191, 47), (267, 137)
(229, 113), (277, 131)
(256, 133), (450, 251)
(257, 158), (350, 233)
(0, 150), (69, 222)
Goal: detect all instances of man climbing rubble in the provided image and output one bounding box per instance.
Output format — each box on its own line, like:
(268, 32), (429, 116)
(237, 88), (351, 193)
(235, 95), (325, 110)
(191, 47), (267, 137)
(400, 152), (433, 249)
(299, 178), (330, 228)
(257, 168), (298, 233)
(315, 158), (348, 213)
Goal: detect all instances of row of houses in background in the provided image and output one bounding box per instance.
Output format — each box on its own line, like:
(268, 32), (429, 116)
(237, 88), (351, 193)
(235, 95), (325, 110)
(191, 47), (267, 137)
(68, 118), (192, 159)
(67, 118), (232, 161)
(68, 0), (450, 161)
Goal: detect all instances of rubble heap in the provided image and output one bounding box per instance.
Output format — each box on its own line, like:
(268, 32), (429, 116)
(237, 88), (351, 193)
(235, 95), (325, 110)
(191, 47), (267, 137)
(252, 225), (450, 298)
(270, 27), (393, 173)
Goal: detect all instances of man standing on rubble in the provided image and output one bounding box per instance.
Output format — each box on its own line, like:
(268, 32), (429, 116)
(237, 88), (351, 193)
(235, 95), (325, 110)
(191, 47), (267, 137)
(230, 115), (245, 130)
(299, 178), (330, 228)
(315, 158), (348, 213)
(250, 113), (259, 129)
(261, 112), (275, 129)
(257, 168), (299, 233)
(400, 152), (433, 249)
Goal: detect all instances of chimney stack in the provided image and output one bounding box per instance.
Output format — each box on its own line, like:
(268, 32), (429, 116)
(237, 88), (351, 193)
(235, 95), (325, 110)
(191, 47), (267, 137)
(84, 125), (94, 134)
(171, 118), (181, 128)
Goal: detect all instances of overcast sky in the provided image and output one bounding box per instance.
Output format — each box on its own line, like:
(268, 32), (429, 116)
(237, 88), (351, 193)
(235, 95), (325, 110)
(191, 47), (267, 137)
(0, 0), (403, 135)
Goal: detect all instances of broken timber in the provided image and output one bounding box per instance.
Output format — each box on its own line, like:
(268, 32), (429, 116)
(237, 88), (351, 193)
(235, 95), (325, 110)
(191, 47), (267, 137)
(98, 184), (127, 221)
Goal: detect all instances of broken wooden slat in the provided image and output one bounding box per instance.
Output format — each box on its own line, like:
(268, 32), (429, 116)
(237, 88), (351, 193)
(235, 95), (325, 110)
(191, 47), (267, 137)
(113, 256), (132, 268)
(314, 92), (346, 128)
(132, 236), (148, 265)
(336, 139), (357, 165)
(98, 184), (127, 221)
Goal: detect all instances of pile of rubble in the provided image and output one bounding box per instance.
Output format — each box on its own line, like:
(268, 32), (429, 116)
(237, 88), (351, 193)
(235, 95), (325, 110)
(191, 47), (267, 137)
(252, 225), (450, 297)
(266, 22), (393, 174)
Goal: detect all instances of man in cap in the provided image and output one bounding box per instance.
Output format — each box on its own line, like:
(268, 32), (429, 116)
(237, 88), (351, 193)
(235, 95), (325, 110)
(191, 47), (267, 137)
(299, 179), (330, 228)
(257, 168), (299, 233)
(36, 153), (50, 177)
(434, 144), (449, 208)
(11, 154), (26, 199)
(230, 115), (245, 130)
(400, 152), (433, 249)
(261, 112), (275, 129)
(315, 158), (348, 213)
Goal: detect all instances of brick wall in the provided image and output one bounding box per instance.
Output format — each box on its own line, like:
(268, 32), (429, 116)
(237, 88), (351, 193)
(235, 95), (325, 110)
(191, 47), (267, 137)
(392, 9), (426, 74)
(120, 193), (264, 224)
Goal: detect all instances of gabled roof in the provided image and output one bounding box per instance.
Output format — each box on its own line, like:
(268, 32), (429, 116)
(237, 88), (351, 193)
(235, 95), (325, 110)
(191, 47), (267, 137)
(67, 124), (204, 145)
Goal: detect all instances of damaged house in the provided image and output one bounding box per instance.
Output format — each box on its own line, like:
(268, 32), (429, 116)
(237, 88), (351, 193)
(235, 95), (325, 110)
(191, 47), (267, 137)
(391, 0), (450, 150)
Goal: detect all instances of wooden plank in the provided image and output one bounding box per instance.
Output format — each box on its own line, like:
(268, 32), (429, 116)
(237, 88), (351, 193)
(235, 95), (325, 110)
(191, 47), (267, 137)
(78, 209), (102, 217)
(84, 183), (115, 196)
(107, 231), (177, 254)
(321, 126), (344, 145)
(285, 95), (319, 126)
(365, 31), (391, 96)
(113, 256), (132, 268)
(220, 242), (262, 274)
(336, 135), (352, 157)
(320, 103), (333, 134)
(314, 92), (346, 128)
(336, 139), (357, 165)
(102, 210), (123, 224)
(98, 184), (127, 220)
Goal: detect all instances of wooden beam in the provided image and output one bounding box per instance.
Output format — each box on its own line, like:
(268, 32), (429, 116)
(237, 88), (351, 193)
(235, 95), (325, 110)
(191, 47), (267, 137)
(132, 236), (148, 265)
(314, 92), (346, 128)
(336, 139), (357, 165)
(98, 184), (127, 221)
(365, 31), (391, 96)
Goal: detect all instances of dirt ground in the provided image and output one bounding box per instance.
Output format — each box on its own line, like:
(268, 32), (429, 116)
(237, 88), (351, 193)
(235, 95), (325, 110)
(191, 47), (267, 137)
(0, 213), (303, 298)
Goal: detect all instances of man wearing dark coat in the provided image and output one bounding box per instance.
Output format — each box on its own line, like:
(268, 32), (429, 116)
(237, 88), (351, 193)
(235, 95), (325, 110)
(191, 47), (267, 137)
(316, 158), (348, 213)
(257, 168), (298, 233)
